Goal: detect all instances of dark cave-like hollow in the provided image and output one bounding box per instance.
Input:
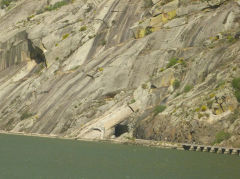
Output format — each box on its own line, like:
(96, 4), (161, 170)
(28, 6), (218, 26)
(114, 124), (128, 137)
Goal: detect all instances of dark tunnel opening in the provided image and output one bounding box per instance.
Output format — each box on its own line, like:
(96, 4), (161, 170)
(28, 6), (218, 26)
(114, 124), (128, 137)
(183, 145), (191, 150)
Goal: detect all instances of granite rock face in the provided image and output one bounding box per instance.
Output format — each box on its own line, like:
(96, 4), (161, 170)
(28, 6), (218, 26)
(0, 0), (240, 147)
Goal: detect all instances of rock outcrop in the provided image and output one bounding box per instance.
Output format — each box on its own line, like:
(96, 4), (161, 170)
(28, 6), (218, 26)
(0, 0), (240, 147)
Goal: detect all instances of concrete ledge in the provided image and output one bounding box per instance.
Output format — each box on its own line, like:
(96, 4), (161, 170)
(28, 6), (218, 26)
(0, 130), (239, 157)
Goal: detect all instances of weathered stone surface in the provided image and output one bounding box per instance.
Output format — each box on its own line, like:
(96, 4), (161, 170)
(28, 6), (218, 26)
(0, 0), (239, 147)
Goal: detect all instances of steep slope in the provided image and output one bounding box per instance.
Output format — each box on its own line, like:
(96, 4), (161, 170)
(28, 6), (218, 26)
(0, 0), (240, 147)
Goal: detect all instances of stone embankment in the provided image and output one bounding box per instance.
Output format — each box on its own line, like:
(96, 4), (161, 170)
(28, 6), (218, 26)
(179, 144), (240, 156)
(1, 130), (239, 156)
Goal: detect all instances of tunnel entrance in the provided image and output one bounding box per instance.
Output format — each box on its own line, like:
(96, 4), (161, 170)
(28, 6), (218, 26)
(114, 124), (128, 137)
(182, 145), (191, 150)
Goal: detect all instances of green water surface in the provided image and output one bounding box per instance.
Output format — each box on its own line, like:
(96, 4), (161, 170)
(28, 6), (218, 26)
(0, 134), (239, 179)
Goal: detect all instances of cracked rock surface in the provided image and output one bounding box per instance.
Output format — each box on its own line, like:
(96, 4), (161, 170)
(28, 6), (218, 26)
(0, 0), (240, 147)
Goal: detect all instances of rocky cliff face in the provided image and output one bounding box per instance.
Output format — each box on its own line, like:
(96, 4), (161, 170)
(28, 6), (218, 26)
(0, 0), (240, 147)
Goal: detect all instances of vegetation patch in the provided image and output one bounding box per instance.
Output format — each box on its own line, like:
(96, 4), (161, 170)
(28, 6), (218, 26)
(0, 0), (16, 8)
(216, 80), (225, 89)
(143, 0), (153, 8)
(207, 100), (213, 109)
(80, 26), (87, 31)
(85, 4), (93, 13)
(226, 35), (236, 43)
(100, 39), (107, 46)
(20, 111), (34, 121)
(162, 10), (177, 23)
(45, 0), (73, 11)
(141, 83), (148, 89)
(178, 58), (187, 67)
(213, 131), (231, 144)
(97, 67), (104, 72)
(88, 35), (96, 39)
(167, 57), (178, 68)
(160, 68), (165, 72)
(27, 14), (35, 21)
(184, 84), (193, 93)
(195, 107), (200, 112)
(209, 93), (215, 99)
(62, 33), (69, 40)
(71, 65), (80, 71)
(234, 90), (240, 103)
(198, 113), (204, 119)
(201, 105), (207, 112)
(173, 80), (180, 89)
(128, 99), (136, 104)
(145, 26), (154, 36)
(34, 63), (45, 74)
(229, 109), (240, 123)
(232, 77), (240, 103)
(154, 105), (166, 115)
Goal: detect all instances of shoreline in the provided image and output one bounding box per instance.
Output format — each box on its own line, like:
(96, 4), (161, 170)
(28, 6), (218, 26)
(0, 130), (179, 148)
(0, 130), (239, 156)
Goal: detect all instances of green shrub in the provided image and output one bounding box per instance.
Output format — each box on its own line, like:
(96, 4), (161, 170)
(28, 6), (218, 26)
(195, 107), (200, 112)
(201, 105), (207, 112)
(0, 0), (15, 8)
(80, 26), (87, 31)
(232, 77), (240, 90)
(85, 4), (93, 13)
(232, 77), (240, 103)
(184, 84), (192, 93)
(88, 35), (95, 39)
(145, 26), (153, 36)
(235, 90), (240, 103)
(27, 14), (35, 21)
(207, 100), (213, 109)
(205, 113), (210, 118)
(34, 63), (45, 74)
(173, 80), (180, 89)
(209, 93), (215, 99)
(198, 113), (204, 119)
(71, 65), (80, 71)
(97, 67), (104, 72)
(112, 20), (116, 25)
(101, 39), (106, 46)
(214, 131), (231, 144)
(45, 0), (72, 11)
(179, 59), (187, 67)
(175, 92), (181, 97)
(129, 99), (136, 104)
(160, 68), (165, 72)
(62, 33), (69, 40)
(20, 111), (34, 120)
(167, 57), (178, 68)
(141, 83), (148, 89)
(229, 109), (240, 123)
(216, 80), (225, 89)
(154, 105), (166, 115)
(227, 35), (236, 43)
(143, 0), (153, 8)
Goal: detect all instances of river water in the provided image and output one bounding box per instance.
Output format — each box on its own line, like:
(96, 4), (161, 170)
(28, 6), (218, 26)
(0, 134), (239, 179)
